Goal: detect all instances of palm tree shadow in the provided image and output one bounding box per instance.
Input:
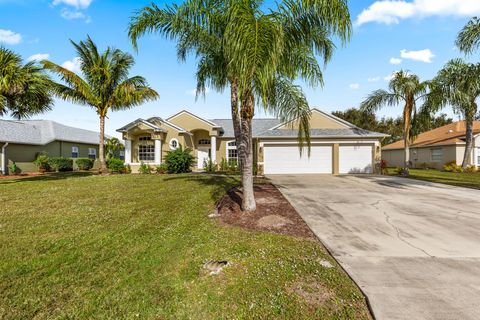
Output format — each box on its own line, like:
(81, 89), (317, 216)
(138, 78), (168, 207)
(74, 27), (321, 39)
(0, 172), (96, 185)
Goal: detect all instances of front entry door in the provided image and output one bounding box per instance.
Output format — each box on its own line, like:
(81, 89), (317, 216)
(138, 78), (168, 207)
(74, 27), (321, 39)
(197, 148), (210, 169)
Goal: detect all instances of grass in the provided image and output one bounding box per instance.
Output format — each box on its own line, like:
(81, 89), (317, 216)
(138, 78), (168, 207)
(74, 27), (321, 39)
(387, 168), (480, 189)
(0, 173), (370, 319)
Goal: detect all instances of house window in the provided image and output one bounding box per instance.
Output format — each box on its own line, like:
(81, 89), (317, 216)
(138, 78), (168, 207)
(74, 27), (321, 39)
(119, 150), (125, 161)
(431, 148), (443, 162)
(169, 138), (179, 150)
(139, 136), (151, 141)
(88, 148), (97, 160)
(477, 148), (480, 165)
(227, 141), (238, 164)
(139, 145), (155, 161)
(71, 146), (79, 158)
(198, 139), (211, 145)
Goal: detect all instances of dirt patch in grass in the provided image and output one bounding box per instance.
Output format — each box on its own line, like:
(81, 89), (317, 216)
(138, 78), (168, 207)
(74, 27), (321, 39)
(217, 184), (316, 239)
(287, 277), (334, 307)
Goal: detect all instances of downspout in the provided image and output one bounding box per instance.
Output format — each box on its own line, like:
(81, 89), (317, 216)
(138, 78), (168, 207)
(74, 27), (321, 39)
(1, 142), (9, 175)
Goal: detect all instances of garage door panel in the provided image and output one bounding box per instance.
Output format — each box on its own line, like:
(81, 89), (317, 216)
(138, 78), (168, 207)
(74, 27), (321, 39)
(339, 145), (373, 174)
(264, 145), (332, 174)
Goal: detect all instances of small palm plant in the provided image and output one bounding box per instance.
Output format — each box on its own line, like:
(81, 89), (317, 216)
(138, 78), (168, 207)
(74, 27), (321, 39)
(0, 47), (53, 119)
(361, 71), (429, 175)
(42, 37), (159, 173)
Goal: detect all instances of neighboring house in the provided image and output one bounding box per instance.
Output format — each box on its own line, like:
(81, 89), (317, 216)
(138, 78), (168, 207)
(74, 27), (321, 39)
(0, 120), (102, 174)
(117, 109), (387, 174)
(382, 121), (480, 169)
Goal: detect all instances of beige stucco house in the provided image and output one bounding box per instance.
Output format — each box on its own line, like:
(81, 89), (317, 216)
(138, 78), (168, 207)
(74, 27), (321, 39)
(382, 121), (480, 169)
(117, 109), (387, 175)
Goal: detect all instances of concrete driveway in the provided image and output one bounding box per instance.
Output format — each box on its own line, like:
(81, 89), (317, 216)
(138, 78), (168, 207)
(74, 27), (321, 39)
(270, 175), (480, 320)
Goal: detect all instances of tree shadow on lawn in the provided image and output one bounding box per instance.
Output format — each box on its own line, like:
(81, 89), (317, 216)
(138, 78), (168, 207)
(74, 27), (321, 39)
(0, 172), (96, 185)
(163, 173), (240, 203)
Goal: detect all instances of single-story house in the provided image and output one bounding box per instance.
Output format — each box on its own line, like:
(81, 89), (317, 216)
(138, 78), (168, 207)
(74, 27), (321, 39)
(117, 108), (388, 175)
(0, 119), (103, 174)
(382, 121), (480, 169)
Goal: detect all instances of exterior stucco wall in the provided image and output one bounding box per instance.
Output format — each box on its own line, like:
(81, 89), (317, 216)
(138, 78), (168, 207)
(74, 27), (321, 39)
(4, 141), (99, 173)
(168, 112), (217, 134)
(383, 145), (467, 169)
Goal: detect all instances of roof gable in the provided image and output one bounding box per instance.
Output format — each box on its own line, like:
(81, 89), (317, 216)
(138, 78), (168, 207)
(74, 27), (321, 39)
(272, 108), (353, 130)
(167, 110), (221, 132)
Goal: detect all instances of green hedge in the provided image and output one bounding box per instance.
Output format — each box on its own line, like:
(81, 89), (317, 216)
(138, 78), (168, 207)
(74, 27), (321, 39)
(76, 158), (95, 171)
(107, 158), (125, 173)
(49, 157), (73, 172)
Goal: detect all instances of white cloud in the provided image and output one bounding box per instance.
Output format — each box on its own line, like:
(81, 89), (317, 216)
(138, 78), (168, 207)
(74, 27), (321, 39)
(186, 87), (211, 96)
(0, 29), (22, 45)
(52, 0), (92, 9)
(390, 57), (402, 65)
(27, 53), (50, 62)
(349, 83), (360, 89)
(400, 49), (434, 63)
(60, 8), (91, 22)
(384, 72), (397, 81)
(356, 0), (480, 26)
(62, 57), (82, 73)
(368, 77), (381, 82)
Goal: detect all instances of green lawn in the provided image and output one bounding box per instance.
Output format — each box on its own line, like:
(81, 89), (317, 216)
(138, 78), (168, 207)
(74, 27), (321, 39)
(388, 168), (480, 189)
(0, 173), (370, 319)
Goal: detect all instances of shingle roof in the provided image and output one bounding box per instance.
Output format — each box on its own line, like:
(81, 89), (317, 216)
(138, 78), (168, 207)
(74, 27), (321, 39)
(210, 119), (281, 137)
(0, 119), (103, 145)
(383, 121), (480, 150)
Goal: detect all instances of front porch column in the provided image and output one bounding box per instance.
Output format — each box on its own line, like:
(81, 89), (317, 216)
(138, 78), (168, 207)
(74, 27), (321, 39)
(155, 139), (162, 164)
(124, 139), (132, 164)
(210, 135), (217, 163)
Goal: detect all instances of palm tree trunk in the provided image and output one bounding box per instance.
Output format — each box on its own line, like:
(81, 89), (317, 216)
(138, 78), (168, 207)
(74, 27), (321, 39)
(230, 78), (243, 171)
(99, 115), (108, 174)
(403, 103), (412, 176)
(240, 91), (256, 212)
(462, 114), (475, 169)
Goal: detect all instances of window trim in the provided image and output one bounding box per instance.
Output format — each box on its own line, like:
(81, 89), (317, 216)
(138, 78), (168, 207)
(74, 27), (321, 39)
(138, 144), (155, 162)
(169, 138), (179, 150)
(71, 146), (79, 158)
(430, 147), (443, 162)
(226, 140), (238, 164)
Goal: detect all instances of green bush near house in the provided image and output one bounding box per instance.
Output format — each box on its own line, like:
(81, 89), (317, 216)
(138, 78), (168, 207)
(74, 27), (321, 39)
(164, 146), (195, 174)
(203, 159), (217, 173)
(107, 158), (125, 173)
(48, 157), (73, 172)
(138, 162), (153, 174)
(155, 163), (168, 174)
(33, 154), (51, 172)
(443, 161), (463, 173)
(219, 158), (239, 174)
(76, 158), (95, 171)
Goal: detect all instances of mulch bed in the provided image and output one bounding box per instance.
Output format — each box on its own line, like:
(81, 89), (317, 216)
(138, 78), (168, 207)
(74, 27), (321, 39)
(216, 183), (316, 239)
(0, 173), (44, 180)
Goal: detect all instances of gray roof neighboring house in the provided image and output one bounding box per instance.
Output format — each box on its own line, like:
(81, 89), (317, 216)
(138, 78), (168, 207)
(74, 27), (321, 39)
(210, 119), (282, 138)
(0, 119), (103, 145)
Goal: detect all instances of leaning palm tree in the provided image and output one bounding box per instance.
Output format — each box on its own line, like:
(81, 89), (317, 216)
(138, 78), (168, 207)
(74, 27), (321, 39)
(425, 59), (480, 168)
(456, 17), (480, 55)
(42, 37), (159, 173)
(129, 0), (351, 212)
(360, 71), (428, 175)
(0, 47), (53, 119)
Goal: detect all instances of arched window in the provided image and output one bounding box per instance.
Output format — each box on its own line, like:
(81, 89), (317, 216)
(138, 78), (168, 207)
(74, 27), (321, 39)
(169, 138), (179, 150)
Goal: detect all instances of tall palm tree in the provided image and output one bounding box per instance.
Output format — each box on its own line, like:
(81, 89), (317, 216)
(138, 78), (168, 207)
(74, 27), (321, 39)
(129, 0), (351, 212)
(425, 59), (480, 168)
(456, 17), (480, 55)
(0, 47), (53, 119)
(360, 71), (429, 175)
(42, 37), (159, 173)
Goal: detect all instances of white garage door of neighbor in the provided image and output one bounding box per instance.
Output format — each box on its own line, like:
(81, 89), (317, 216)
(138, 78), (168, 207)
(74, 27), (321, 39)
(264, 145), (332, 174)
(339, 145), (373, 174)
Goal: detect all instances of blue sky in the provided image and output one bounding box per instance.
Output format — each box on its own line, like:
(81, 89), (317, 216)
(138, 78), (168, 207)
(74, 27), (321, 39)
(1, 0), (479, 138)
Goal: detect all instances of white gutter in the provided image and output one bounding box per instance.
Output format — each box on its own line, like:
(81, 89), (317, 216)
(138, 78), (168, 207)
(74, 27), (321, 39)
(1, 142), (8, 175)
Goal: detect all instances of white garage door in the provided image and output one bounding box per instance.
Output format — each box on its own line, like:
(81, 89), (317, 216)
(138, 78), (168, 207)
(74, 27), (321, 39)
(264, 145), (332, 174)
(339, 145), (373, 174)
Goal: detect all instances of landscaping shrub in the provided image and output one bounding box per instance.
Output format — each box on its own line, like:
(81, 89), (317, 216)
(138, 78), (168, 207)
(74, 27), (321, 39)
(48, 157), (73, 172)
(464, 165), (477, 173)
(155, 163), (168, 174)
(8, 162), (20, 175)
(33, 153), (50, 172)
(203, 159), (217, 173)
(443, 161), (463, 173)
(124, 164), (132, 174)
(138, 162), (153, 174)
(220, 158), (239, 174)
(107, 158), (125, 173)
(164, 146), (195, 174)
(76, 158), (94, 171)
